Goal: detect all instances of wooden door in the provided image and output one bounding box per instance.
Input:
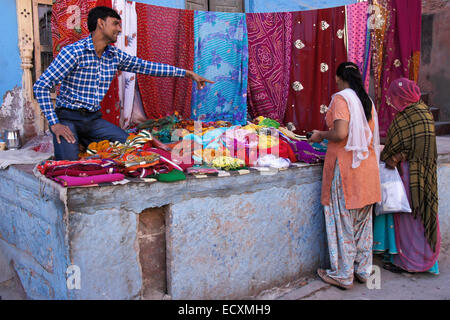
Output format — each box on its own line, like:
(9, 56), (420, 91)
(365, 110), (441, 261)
(209, 0), (244, 12)
(185, 0), (208, 11)
(185, 0), (244, 12)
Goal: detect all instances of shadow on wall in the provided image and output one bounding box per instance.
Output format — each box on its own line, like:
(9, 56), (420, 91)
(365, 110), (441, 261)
(138, 206), (168, 300)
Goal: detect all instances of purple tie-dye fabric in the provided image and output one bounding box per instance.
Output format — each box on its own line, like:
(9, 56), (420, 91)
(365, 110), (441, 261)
(246, 12), (292, 123)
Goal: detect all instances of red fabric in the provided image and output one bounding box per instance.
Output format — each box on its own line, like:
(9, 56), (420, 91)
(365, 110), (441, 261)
(284, 7), (347, 135)
(240, 138), (297, 167)
(38, 159), (104, 175)
(46, 166), (118, 178)
(386, 78), (421, 112)
(258, 139), (297, 164)
(95, 0), (121, 126)
(142, 146), (191, 171)
(51, 0), (97, 57)
(136, 3), (194, 120)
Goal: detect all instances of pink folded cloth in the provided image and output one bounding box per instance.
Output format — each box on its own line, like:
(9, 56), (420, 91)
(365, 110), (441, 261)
(186, 166), (219, 174)
(53, 173), (125, 187)
(46, 164), (120, 178)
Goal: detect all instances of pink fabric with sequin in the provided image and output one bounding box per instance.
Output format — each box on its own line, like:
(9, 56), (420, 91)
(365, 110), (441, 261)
(346, 1), (370, 91)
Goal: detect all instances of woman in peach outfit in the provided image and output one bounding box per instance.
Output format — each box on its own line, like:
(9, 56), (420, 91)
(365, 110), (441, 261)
(309, 62), (381, 289)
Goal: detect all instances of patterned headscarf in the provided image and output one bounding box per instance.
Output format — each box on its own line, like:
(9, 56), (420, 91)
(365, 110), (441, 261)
(386, 78), (421, 112)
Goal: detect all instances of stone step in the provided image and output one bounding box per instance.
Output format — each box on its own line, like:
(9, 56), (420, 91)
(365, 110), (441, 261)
(435, 121), (450, 136)
(430, 107), (440, 121)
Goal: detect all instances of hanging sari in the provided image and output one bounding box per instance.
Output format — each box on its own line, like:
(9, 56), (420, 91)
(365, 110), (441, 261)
(136, 3), (194, 120)
(246, 12), (292, 123)
(191, 11), (249, 125)
(284, 6), (347, 135)
(370, 0), (422, 137)
(112, 0), (138, 129)
(91, 0), (121, 127)
(346, 1), (371, 91)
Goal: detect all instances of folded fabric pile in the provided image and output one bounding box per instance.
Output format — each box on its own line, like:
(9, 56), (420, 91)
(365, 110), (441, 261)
(153, 113), (328, 169)
(37, 159), (124, 187)
(59, 113), (328, 187)
(77, 130), (189, 182)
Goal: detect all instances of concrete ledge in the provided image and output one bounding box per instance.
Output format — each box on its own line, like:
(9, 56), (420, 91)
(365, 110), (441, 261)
(65, 164), (323, 213)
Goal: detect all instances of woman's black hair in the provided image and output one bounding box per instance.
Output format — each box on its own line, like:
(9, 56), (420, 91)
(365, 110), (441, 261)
(336, 62), (372, 121)
(87, 6), (121, 33)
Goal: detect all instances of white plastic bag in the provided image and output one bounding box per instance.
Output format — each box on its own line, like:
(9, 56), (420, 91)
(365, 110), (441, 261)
(375, 161), (411, 215)
(255, 154), (291, 169)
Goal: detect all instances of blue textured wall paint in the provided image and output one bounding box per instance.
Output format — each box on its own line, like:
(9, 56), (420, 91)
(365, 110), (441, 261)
(165, 180), (330, 299)
(0, 0), (22, 100)
(68, 208), (142, 300)
(245, 0), (357, 13)
(135, 0), (185, 9)
(0, 166), (70, 299)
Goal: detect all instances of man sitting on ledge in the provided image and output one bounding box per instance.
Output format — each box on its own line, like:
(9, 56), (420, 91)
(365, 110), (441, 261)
(33, 6), (213, 161)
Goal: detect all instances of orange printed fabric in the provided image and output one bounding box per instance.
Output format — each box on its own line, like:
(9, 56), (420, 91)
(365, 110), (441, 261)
(321, 95), (381, 210)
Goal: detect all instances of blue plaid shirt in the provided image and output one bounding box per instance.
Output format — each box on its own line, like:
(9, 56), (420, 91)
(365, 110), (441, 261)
(33, 35), (186, 126)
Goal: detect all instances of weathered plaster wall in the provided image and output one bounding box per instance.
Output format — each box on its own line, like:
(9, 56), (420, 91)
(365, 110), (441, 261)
(0, 87), (25, 138)
(0, 165), (70, 300)
(68, 207), (142, 299)
(166, 182), (328, 299)
(419, 2), (450, 121)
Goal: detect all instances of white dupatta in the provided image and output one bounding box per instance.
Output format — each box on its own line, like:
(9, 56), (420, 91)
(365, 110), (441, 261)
(330, 88), (380, 168)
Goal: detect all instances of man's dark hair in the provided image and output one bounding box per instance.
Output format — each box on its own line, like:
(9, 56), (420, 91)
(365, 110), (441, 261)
(87, 6), (121, 32)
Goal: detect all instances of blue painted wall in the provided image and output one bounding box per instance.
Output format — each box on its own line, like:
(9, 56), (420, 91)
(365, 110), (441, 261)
(135, 0), (185, 9)
(0, 0), (22, 101)
(245, 0), (357, 12)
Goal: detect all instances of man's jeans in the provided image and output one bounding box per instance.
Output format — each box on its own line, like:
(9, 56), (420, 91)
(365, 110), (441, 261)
(51, 108), (128, 160)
